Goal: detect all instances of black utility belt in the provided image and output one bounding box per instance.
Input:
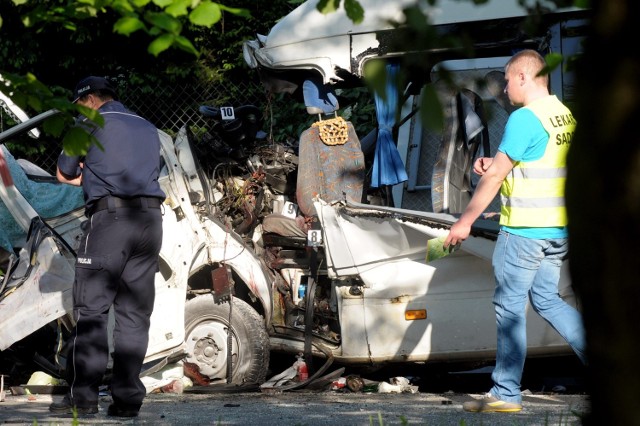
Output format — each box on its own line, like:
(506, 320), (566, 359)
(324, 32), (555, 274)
(89, 196), (162, 216)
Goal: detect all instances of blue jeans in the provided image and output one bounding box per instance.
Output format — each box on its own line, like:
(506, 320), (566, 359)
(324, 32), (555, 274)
(489, 231), (587, 403)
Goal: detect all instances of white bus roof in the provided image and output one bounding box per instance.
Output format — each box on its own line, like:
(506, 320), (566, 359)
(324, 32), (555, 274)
(243, 0), (586, 85)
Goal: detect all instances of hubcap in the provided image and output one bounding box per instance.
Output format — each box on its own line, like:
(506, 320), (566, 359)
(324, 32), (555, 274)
(185, 320), (237, 378)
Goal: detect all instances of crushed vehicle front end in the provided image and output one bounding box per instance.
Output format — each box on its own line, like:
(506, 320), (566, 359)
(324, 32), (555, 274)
(0, 110), (274, 388)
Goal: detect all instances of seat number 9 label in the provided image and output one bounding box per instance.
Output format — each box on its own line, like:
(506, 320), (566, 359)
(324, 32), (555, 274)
(281, 201), (298, 219)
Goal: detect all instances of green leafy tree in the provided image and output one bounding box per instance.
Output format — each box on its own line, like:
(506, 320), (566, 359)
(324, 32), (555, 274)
(1, 0), (306, 158)
(0, 0), (258, 155)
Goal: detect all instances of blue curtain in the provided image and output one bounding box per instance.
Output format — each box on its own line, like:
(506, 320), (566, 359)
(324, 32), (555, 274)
(371, 62), (408, 188)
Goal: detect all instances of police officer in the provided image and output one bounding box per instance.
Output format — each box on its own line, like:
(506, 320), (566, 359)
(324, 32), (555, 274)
(49, 76), (165, 417)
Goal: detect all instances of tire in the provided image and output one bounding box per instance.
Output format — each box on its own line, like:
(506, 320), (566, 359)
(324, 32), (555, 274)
(184, 295), (270, 386)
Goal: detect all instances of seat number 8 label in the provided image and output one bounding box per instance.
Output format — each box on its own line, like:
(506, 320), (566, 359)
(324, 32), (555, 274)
(307, 230), (322, 247)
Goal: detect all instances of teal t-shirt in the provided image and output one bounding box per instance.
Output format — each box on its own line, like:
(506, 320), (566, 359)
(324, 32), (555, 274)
(497, 107), (568, 239)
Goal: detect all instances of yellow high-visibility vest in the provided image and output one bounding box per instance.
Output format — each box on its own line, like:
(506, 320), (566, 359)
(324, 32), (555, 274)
(500, 96), (575, 227)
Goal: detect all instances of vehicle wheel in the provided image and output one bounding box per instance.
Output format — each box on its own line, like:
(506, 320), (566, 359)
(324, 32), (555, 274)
(184, 295), (270, 385)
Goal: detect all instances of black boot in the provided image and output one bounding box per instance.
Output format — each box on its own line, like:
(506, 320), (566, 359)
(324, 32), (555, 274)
(49, 395), (98, 415)
(107, 403), (140, 417)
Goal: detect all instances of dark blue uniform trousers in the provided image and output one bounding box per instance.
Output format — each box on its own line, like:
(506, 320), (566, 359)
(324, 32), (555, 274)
(66, 204), (163, 409)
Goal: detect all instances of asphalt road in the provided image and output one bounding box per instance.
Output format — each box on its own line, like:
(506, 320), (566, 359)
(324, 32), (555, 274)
(0, 357), (589, 425)
(1, 389), (589, 426)
(0, 357), (589, 426)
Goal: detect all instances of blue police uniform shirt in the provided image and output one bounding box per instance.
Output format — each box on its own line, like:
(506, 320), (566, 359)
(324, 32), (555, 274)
(57, 100), (165, 212)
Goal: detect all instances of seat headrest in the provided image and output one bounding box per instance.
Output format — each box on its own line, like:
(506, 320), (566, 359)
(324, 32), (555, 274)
(303, 80), (339, 115)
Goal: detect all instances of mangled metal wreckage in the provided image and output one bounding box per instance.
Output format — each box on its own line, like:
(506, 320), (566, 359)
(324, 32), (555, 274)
(0, 0), (587, 391)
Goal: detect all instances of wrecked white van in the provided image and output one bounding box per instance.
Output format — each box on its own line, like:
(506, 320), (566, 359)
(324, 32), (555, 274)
(243, 0), (589, 212)
(1, 0), (587, 390)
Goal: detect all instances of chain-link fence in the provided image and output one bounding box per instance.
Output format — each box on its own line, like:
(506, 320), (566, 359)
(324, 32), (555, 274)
(121, 79), (265, 137)
(2, 79), (267, 175)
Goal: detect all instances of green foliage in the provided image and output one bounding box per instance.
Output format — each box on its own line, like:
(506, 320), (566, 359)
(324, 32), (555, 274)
(4, 72), (52, 112)
(0, 71), (107, 156)
(343, 0), (364, 24)
(338, 87), (376, 137)
(263, 85), (375, 147)
(420, 85), (444, 133)
(363, 60), (387, 102)
(2, 0), (250, 57)
(316, 0), (340, 14)
(0, 0), (287, 155)
(541, 52), (564, 75)
(193, 0), (296, 78)
(264, 93), (308, 145)
(190, 2), (221, 26)
(0, 0), (268, 97)
(218, 4), (251, 18)
(316, 0), (364, 24)
(62, 126), (102, 156)
(114, 15), (146, 35)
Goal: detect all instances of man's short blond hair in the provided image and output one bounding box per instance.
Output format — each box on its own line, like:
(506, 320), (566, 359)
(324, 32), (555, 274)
(506, 49), (549, 86)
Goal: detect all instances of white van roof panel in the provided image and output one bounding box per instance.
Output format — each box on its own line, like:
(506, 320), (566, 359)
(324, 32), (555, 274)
(243, 0), (585, 84)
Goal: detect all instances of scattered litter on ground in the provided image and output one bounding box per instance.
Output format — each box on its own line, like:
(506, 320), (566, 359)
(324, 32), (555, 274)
(183, 361), (210, 386)
(27, 371), (59, 386)
(261, 360), (418, 395)
(377, 376), (419, 394)
(23, 388), (36, 401)
(142, 361), (192, 394)
(7, 371), (67, 397)
(261, 363), (298, 389)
